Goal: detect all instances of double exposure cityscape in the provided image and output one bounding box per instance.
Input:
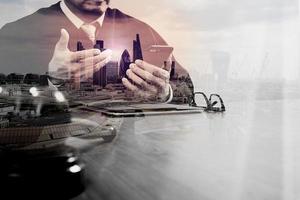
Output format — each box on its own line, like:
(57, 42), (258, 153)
(0, 34), (193, 133)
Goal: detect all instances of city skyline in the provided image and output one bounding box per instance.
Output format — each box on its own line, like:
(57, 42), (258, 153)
(0, 0), (298, 81)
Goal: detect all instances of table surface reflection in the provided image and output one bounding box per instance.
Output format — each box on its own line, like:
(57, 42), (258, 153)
(73, 94), (300, 200)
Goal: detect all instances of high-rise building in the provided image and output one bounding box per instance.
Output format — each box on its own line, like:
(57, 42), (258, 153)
(75, 36), (144, 88)
(106, 61), (119, 84)
(170, 61), (176, 80)
(99, 65), (107, 88)
(119, 50), (131, 78)
(72, 41), (86, 90)
(93, 40), (102, 86)
(94, 40), (104, 51)
(93, 70), (100, 86)
(133, 34), (143, 61)
(93, 40), (107, 87)
(77, 41), (85, 51)
(77, 41), (94, 89)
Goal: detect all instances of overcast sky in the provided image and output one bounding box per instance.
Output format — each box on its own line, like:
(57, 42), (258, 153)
(0, 0), (299, 82)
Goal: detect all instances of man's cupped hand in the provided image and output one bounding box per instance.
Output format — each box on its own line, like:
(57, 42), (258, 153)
(48, 29), (112, 80)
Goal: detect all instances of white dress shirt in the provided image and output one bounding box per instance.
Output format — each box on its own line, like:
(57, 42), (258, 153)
(60, 0), (105, 42)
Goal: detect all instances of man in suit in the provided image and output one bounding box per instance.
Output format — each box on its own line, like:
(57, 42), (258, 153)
(0, 0), (193, 102)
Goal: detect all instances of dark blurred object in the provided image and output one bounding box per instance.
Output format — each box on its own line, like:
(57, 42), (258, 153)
(189, 92), (226, 112)
(0, 146), (85, 200)
(0, 112), (120, 199)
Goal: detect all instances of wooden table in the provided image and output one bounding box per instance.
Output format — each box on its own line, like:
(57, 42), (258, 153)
(73, 97), (300, 200)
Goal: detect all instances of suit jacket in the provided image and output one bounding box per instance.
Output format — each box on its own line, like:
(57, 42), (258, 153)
(0, 2), (194, 99)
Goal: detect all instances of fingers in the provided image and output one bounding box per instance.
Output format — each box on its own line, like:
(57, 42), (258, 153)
(122, 78), (152, 99)
(135, 60), (170, 80)
(68, 65), (98, 82)
(70, 49), (101, 62)
(71, 62), (102, 76)
(72, 50), (112, 73)
(126, 69), (157, 93)
(93, 49), (112, 65)
(94, 56), (111, 71)
(78, 49), (112, 67)
(56, 29), (70, 50)
(97, 49), (112, 64)
(152, 70), (170, 83)
(129, 63), (165, 88)
(49, 69), (70, 80)
(53, 50), (111, 80)
(123, 61), (172, 101)
(122, 78), (138, 92)
(163, 56), (172, 72)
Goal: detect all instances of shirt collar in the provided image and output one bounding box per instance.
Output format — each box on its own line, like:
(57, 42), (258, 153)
(60, 0), (105, 29)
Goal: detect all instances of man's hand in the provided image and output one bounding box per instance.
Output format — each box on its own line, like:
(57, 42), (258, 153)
(48, 29), (112, 80)
(122, 60), (172, 102)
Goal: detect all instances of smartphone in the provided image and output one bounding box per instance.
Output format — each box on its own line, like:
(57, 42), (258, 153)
(143, 45), (174, 68)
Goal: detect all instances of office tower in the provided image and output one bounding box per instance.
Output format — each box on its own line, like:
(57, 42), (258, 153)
(77, 41), (85, 51)
(93, 40), (107, 87)
(94, 40), (104, 52)
(119, 50), (131, 78)
(73, 41), (85, 90)
(133, 34), (143, 61)
(170, 61), (176, 80)
(77, 41), (87, 82)
(99, 66), (107, 88)
(106, 61), (119, 84)
(93, 40), (103, 86)
(77, 41), (95, 88)
(93, 70), (100, 86)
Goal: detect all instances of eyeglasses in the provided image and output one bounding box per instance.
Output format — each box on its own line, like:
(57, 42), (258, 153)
(188, 92), (226, 112)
